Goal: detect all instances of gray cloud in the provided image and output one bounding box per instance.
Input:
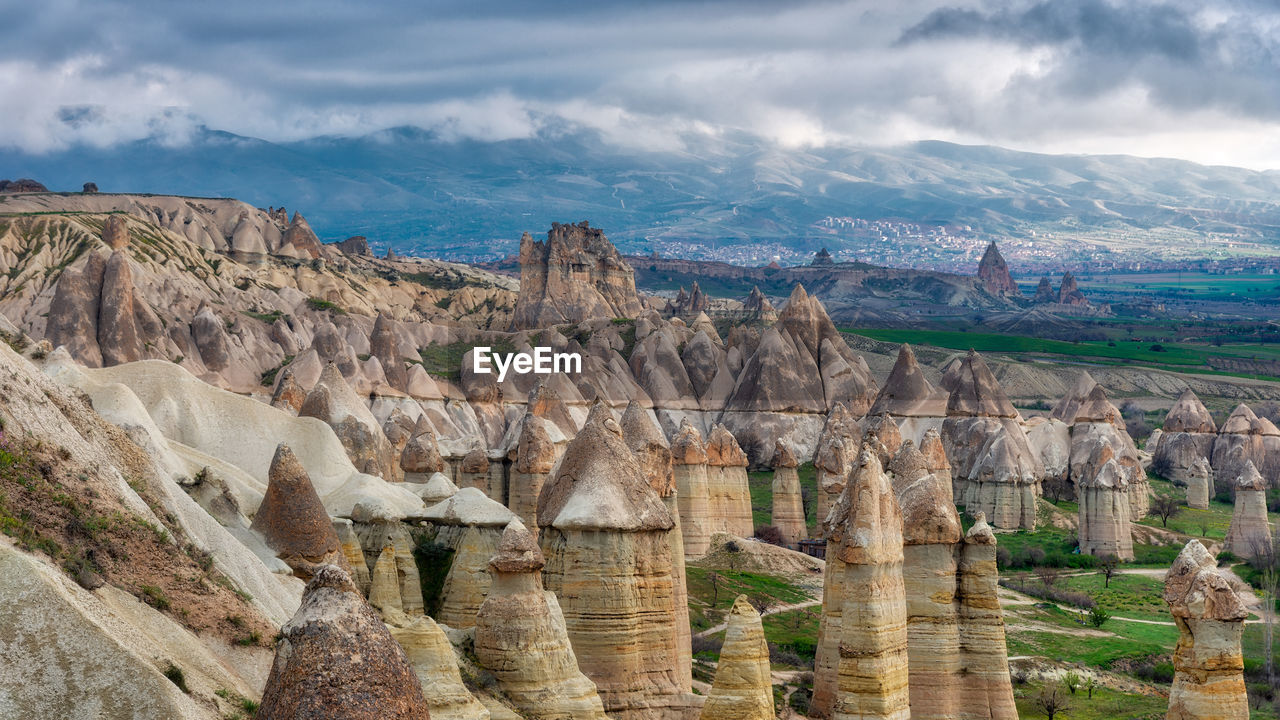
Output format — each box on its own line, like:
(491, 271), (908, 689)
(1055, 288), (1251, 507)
(4, 0), (1280, 167)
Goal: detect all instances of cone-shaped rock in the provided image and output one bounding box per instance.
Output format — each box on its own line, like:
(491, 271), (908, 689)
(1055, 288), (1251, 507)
(620, 401), (693, 692)
(258, 565), (431, 719)
(508, 412), (557, 529)
(957, 515), (1019, 719)
(1186, 458), (1212, 510)
(420, 487), (516, 629)
(945, 350), (1018, 419)
(1225, 461), (1272, 560)
(474, 520), (610, 719)
(1077, 450), (1135, 561)
(772, 440), (807, 547)
(386, 610), (489, 720)
(1154, 389), (1217, 484)
(1164, 540), (1250, 720)
(705, 424), (753, 537)
(672, 418), (712, 559)
(699, 595), (774, 720)
(1212, 404), (1280, 491)
(250, 444), (348, 578)
(812, 444), (910, 719)
(536, 403), (688, 719)
(977, 241), (1018, 296)
(1050, 370), (1098, 424)
(869, 343), (947, 419)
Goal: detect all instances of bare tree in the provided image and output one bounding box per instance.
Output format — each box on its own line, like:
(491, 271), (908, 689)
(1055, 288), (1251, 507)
(1035, 685), (1071, 720)
(1150, 494), (1182, 528)
(1035, 565), (1064, 589)
(1099, 554), (1119, 588)
(708, 571), (721, 608)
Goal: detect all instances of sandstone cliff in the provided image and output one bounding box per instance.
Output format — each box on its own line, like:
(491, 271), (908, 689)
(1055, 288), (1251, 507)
(511, 222), (646, 330)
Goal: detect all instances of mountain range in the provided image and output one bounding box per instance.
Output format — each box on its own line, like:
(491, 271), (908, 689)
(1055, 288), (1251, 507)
(5, 126), (1280, 262)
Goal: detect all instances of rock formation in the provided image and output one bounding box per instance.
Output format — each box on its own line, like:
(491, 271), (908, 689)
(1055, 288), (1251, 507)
(46, 248), (162, 368)
(258, 565), (431, 720)
(812, 444), (910, 720)
(771, 441), (807, 547)
(1065, 380), (1149, 519)
(895, 467), (964, 720)
(419, 487), (516, 629)
(334, 235), (372, 256)
(977, 241), (1018, 296)
(705, 423), (753, 537)
(1163, 540), (1250, 720)
(352, 501), (425, 617)
(511, 221), (646, 330)
(102, 215), (129, 249)
(250, 443), (349, 578)
(814, 403), (859, 535)
(299, 364), (400, 481)
(474, 520), (610, 720)
(700, 595), (774, 720)
(1057, 271), (1088, 306)
(385, 611), (490, 720)
(1225, 461), (1272, 559)
(508, 412), (557, 529)
(1077, 451), (1135, 560)
(620, 401), (693, 693)
(957, 516), (1019, 720)
(670, 281), (709, 315)
(721, 284), (877, 461)
(743, 286), (777, 321)
(536, 404), (692, 720)
(1186, 457), (1211, 510)
(672, 418), (712, 559)
(942, 350), (1041, 530)
(1033, 276), (1055, 303)
(271, 368), (308, 413)
(1212, 403), (1280, 490)
(0, 178), (48, 193)
(1153, 389), (1218, 484)
(868, 343), (948, 443)
(403, 417), (447, 479)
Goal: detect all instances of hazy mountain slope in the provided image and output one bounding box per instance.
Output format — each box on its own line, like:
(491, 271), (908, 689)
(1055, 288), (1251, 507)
(5, 128), (1280, 259)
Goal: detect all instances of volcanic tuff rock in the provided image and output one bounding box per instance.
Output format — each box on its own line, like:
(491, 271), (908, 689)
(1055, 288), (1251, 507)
(0, 178), (48, 192)
(943, 350), (1042, 529)
(1154, 390), (1218, 485)
(771, 440), (808, 546)
(742, 285), (777, 321)
(813, 445), (910, 720)
(536, 405), (690, 720)
(402, 417), (447, 477)
(1225, 461), (1272, 559)
(420, 487), (516, 629)
(1186, 457), (1212, 510)
(385, 610), (490, 720)
(474, 520), (610, 720)
(621, 401), (694, 691)
(957, 516), (1019, 719)
(508, 412), (557, 529)
(977, 241), (1018, 296)
(1057, 271), (1088, 306)
(1164, 540), (1250, 720)
(670, 281), (709, 315)
(869, 343), (948, 440)
(258, 565), (431, 720)
(721, 284), (877, 462)
(1065, 380), (1150, 519)
(250, 444), (349, 578)
(1077, 450), (1135, 561)
(1033, 276), (1055, 303)
(895, 469), (965, 720)
(673, 418), (712, 559)
(47, 247), (163, 368)
(705, 423), (753, 537)
(1212, 404), (1280, 490)
(814, 403), (859, 535)
(511, 221), (646, 330)
(699, 596), (774, 720)
(299, 364), (400, 482)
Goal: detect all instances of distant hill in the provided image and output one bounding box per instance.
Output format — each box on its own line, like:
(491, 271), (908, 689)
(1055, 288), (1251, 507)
(5, 126), (1280, 262)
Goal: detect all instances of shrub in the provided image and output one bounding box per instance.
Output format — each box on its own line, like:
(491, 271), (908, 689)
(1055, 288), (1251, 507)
(163, 663), (189, 693)
(753, 525), (785, 546)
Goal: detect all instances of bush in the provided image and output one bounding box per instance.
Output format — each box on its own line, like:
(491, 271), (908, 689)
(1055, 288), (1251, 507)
(1133, 660), (1176, 684)
(753, 525), (785, 546)
(163, 664), (189, 693)
(691, 635), (723, 659)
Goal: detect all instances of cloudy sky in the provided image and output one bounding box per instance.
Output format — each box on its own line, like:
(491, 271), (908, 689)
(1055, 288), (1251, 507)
(6, 0), (1280, 168)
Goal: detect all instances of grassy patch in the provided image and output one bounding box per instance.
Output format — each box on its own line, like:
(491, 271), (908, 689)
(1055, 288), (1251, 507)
(1005, 603), (1179, 668)
(416, 337), (515, 380)
(241, 309), (285, 324)
(761, 605), (821, 665)
(686, 566), (812, 634)
(259, 355), (294, 388)
(305, 297), (346, 314)
(1012, 679), (1169, 720)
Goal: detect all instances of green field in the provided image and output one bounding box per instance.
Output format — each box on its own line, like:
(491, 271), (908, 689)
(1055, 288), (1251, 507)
(1076, 271), (1280, 302)
(844, 327), (1280, 381)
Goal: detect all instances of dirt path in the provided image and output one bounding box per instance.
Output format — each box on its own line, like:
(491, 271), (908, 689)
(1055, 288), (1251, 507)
(694, 599), (822, 638)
